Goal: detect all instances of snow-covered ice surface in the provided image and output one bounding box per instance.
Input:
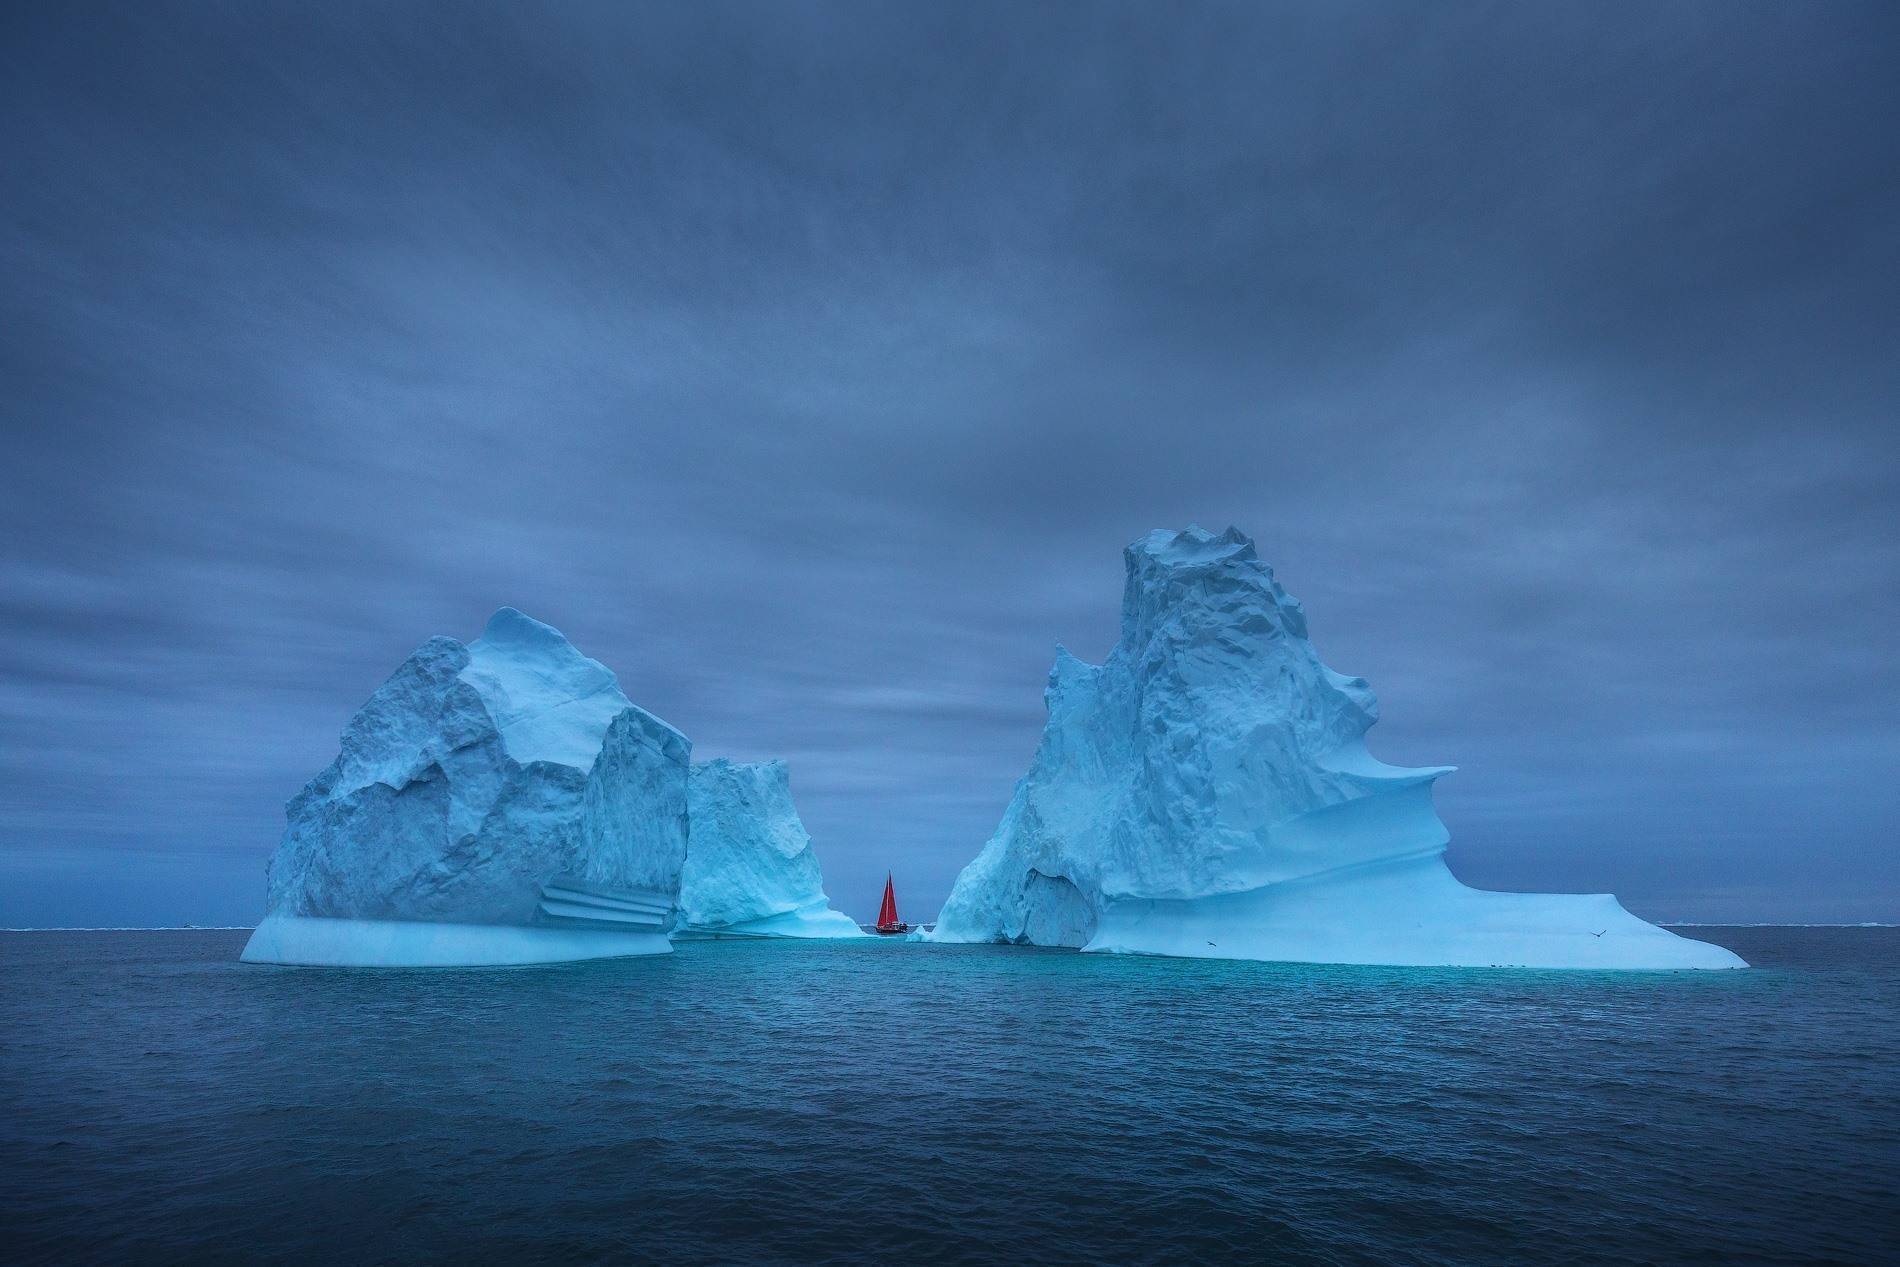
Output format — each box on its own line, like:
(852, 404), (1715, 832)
(675, 759), (864, 939)
(242, 608), (689, 966)
(930, 527), (1744, 970)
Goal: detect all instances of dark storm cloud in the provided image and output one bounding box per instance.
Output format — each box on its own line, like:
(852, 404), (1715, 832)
(3, 1), (1896, 925)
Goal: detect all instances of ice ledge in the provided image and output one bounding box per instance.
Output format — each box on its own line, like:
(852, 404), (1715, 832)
(673, 900), (867, 940)
(240, 915), (673, 967)
(1085, 857), (1748, 970)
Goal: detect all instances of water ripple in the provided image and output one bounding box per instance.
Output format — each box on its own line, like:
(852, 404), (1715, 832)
(2, 928), (1897, 1264)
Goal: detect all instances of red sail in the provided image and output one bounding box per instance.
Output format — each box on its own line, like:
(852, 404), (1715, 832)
(876, 874), (900, 929)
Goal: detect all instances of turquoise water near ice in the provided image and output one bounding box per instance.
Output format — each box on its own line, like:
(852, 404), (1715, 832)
(2, 927), (1896, 1263)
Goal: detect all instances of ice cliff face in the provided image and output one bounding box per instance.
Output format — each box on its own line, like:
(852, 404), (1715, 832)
(930, 527), (1744, 970)
(677, 759), (864, 938)
(243, 608), (690, 965)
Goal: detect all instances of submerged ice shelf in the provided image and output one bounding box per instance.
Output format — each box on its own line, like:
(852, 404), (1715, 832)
(242, 915), (671, 967)
(243, 609), (856, 966)
(928, 527), (1743, 970)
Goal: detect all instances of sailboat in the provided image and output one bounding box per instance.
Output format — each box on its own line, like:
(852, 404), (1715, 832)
(874, 873), (910, 935)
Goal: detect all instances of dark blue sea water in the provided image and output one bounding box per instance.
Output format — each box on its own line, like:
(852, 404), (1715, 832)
(2, 928), (1896, 1264)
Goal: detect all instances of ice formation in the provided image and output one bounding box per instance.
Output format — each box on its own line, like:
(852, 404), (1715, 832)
(676, 759), (864, 938)
(930, 527), (1745, 970)
(242, 608), (690, 966)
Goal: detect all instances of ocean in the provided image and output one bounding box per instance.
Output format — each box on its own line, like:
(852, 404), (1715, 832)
(2, 927), (1895, 1264)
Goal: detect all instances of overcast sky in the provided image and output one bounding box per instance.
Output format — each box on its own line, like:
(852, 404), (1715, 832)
(3, 1), (1896, 927)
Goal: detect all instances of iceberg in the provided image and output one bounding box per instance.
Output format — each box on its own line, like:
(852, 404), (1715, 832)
(242, 608), (690, 966)
(930, 527), (1744, 970)
(676, 759), (865, 938)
